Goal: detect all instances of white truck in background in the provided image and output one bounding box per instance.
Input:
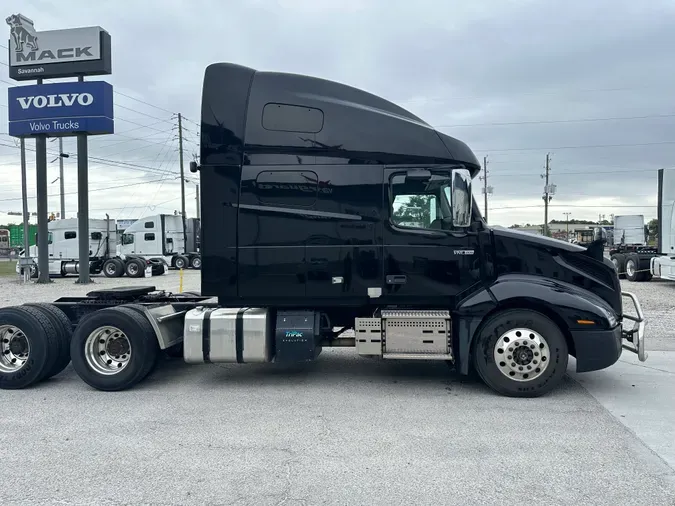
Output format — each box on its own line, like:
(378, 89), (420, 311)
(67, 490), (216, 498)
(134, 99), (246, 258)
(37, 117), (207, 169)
(119, 214), (201, 270)
(650, 168), (675, 280)
(609, 169), (675, 282)
(16, 217), (166, 279)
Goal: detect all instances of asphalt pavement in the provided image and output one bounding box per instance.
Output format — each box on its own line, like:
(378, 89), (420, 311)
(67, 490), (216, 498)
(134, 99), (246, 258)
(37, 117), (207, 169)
(1, 349), (674, 506)
(0, 271), (674, 505)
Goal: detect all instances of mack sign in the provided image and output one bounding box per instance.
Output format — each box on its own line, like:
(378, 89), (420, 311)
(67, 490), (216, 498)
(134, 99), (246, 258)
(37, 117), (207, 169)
(8, 81), (114, 137)
(6, 13), (112, 81)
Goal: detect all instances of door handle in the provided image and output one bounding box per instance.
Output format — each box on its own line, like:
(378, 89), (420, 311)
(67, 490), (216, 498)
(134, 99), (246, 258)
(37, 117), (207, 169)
(386, 274), (407, 285)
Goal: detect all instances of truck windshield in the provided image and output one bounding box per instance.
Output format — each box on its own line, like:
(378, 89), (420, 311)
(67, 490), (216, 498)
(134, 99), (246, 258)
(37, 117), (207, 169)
(122, 234), (134, 245)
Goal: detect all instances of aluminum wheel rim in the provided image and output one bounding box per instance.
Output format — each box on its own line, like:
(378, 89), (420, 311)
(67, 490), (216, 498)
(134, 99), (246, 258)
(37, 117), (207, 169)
(193, 258), (201, 268)
(0, 325), (29, 373)
(626, 260), (636, 277)
(105, 263), (116, 276)
(493, 328), (550, 382)
(84, 326), (131, 375)
(176, 259), (185, 268)
(127, 263), (139, 276)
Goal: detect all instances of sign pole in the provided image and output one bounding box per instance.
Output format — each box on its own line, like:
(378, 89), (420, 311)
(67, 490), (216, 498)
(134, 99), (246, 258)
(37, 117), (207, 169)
(34, 77), (50, 284)
(19, 137), (30, 283)
(76, 77), (90, 284)
(59, 137), (65, 218)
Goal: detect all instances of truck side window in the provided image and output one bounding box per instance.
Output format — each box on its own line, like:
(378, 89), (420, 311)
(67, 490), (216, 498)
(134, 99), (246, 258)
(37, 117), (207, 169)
(47, 233), (53, 245)
(64, 231), (77, 239)
(91, 232), (102, 240)
(389, 172), (451, 230)
(122, 234), (134, 245)
(144, 233), (155, 241)
(254, 170), (318, 207)
(144, 221), (154, 229)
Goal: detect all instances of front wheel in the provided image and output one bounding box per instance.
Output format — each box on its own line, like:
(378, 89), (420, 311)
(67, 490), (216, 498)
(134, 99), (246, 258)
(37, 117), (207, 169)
(472, 309), (568, 398)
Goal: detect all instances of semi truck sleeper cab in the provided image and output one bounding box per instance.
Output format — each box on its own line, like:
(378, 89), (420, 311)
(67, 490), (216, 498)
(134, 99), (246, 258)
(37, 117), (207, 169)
(0, 62), (646, 398)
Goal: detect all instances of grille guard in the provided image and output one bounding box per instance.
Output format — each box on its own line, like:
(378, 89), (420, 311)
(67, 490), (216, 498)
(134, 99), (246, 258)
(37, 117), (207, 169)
(620, 291), (647, 362)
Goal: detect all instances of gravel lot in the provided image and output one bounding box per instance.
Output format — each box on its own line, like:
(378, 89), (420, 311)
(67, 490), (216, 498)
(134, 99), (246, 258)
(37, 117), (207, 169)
(619, 278), (675, 350)
(1, 270), (674, 505)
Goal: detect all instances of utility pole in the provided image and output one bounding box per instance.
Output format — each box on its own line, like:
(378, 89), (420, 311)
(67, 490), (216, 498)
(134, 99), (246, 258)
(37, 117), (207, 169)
(542, 153), (553, 237)
(479, 155), (492, 223)
(195, 184), (200, 219)
(563, 212), (572, 242)
(177, 113), (188, 249)
(58, 137), (65, 219)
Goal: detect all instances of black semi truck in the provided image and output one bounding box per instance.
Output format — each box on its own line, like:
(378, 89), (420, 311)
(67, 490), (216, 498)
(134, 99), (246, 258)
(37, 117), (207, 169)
(0, 63), (646, 397)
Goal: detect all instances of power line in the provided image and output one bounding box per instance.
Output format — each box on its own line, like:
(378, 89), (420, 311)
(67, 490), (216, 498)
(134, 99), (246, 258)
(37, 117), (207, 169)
(0, 177), (170, 203)
(434, 112), (675, 129)
(111, 90), (175, 115)
(473, 140), (675, 153)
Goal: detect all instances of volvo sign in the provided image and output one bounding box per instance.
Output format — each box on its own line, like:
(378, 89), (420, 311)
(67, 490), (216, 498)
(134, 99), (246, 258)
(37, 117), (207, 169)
(8, 81), (114, 137)
(6, 13), (111, 81)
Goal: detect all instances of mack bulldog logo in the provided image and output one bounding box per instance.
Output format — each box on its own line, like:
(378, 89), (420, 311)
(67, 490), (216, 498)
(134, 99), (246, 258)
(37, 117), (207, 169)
(6, 13), (38, 53)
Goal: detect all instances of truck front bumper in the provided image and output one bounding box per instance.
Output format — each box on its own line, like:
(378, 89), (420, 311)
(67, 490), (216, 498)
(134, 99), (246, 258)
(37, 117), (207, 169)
(620, 291), (647, 362)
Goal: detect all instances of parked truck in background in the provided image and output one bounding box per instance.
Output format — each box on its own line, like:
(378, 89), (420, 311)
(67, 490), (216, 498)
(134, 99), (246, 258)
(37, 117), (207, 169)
(119, 213), (201, 270)
(0, 62), (646, 398)
(609, 214), (657, 281)
(15, 217), (166, 279)
(648, 168), (675, 281)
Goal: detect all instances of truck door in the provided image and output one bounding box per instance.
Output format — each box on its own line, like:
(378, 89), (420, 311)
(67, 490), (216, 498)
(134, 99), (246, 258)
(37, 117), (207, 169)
(381, 167), (482, 306)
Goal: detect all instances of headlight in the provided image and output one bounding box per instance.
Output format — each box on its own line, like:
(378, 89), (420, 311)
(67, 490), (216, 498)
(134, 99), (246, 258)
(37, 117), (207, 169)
(599, 306), (617, 327)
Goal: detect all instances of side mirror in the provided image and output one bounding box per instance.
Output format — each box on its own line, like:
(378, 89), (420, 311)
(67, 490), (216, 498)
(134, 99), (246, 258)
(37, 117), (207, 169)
(405, 169), (431, 182)
(593, 227), (607, 244)
(189, 161), (199, 173)
(451, 168), (472, 228)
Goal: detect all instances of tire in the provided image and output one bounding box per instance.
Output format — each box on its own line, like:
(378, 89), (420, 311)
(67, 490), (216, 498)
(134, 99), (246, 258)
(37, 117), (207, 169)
(174, 255), (188, 270)
(119, 304), (162, 377)
(125, 258), (145, 278)
(112, 258), (125, 277)
(190, 256), (202, 269)
(103, 259), (123, 278)
(29, 264), (38, 279)
(0, 306), (60, 389)
(472, 309), (568, 398)
(625, 254), (645, 282)
(22, 303), (73, 380)
(70, 307), (160, 391)
(610, 253), (626, 279)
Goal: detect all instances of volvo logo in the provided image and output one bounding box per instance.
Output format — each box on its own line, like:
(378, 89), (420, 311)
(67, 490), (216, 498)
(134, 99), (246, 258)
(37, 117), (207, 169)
(16, 93), (94, 109)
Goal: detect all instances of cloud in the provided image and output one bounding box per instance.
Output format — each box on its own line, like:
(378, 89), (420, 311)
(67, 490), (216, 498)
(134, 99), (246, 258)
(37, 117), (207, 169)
(2, 0), (674, 227)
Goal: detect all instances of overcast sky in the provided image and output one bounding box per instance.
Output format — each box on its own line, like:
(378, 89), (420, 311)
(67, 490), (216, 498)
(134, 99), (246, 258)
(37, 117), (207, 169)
(2, 0), (674, 227)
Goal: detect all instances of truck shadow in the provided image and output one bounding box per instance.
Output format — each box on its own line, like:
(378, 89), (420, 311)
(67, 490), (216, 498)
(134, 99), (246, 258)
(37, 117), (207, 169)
(139, 348), (580, 399)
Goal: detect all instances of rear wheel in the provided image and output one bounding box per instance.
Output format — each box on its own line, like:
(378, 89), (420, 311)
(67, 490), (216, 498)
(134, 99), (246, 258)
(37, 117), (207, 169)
(103, 259), (123, 278)
(0, 306), (60, 389)
(174, 255), (188, 270)
(625, 254), (646, 281)
(190, 256), (201, 269)
(124, 258), (145, 278)
(70, 307), (159, 391)
(22, 303), (73, 380)
(610, 253), (626, 279)
(472, 309), (568, 398)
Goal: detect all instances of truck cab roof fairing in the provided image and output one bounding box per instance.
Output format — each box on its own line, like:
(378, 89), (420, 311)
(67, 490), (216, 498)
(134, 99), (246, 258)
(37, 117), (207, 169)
(200, 62), (481, 176)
